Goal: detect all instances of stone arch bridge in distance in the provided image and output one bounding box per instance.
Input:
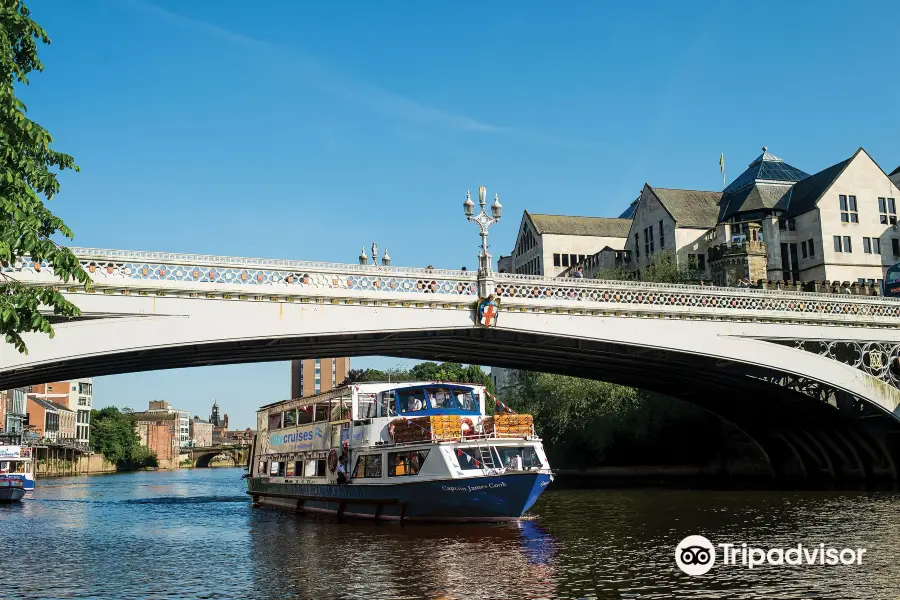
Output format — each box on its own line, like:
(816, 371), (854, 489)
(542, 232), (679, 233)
(2, 247), (900, 483)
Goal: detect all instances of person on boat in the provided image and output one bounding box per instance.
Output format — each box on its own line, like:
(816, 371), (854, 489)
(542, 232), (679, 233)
(336, 455), (349, 484)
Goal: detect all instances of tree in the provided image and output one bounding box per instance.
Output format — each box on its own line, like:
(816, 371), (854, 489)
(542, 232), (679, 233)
(90, 406), (157, 469)
(0, 1), (91, 354)
(593, 251), (700, 284)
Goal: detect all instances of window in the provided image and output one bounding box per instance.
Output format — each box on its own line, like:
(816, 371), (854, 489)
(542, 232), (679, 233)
(378, 391), (396, 418)
(397, 389), (427, 414)
(858, 278), (866, 286)
(353, 454), (382, 478)
(659, 220), (665, 248)
(454, 389), (478, 412)
(644, 226), (655, 256)
(834, 236), (842, 252)
(698, 254), (706, 272)
(427, 387), (454, 410)
(269, 461), (284, 477)
(286, 461), (298, 477)
(561, 254), (569, 267)
(893, 238), (900, 257)
(874, 238), (881, 254)
(862, 237), (880, 254)
(863, 237), (872, 254)
(807, 239), (815, 257)
(801, 241), (808, 259)
(297, 406), (313, 425)
(553, 253), (560, 267)
(495, 446), (543, 470)
(388, 450), (429, 477)
(634, 233), (639, 258)
(839, 195), (858, 223)
(879, 197), (897, 225)
(569, 254), (577, 266)
(313, 403), (330, 422)
(283, 409), (297, 427)
(844, 236), (852, 252)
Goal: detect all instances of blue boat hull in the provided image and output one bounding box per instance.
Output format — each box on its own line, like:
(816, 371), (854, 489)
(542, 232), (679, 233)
(248, 472), (552, 522)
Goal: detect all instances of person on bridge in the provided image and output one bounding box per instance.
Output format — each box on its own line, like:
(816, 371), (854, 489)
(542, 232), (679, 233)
(573, 266), (584, 278)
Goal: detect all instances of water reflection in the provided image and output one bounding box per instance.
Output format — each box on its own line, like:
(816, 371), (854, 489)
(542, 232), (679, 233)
(3, 469), (899, 600)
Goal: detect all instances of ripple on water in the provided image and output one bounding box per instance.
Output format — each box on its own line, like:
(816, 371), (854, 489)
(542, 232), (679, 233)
(5, 471), (900, 599)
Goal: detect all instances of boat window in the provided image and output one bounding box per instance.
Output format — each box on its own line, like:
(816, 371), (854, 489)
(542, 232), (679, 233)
(352, 454), (382, 478)
(331, 397), (350, 421)
(314, 402), (330, 422)
(298, 406), (314, 425)
(453, 448), (485, 470)
(283, 409), (297, 427)
(495, 446), (542, 470)
(270, 461), (284, 476)
(268, 413), (282, 431)
(258, 461), (266, 475)
(286, 461), (298, 477)
(454, 390), (478, 412)
(303, 460), (318, 477)
(427, 387), (454, 410)
(388, 450), (429, 477)
(379, 391), (397, 418)
(357, 393), (377, 419)
(315, 459), (327, 477)
(397, 389), (427, 414)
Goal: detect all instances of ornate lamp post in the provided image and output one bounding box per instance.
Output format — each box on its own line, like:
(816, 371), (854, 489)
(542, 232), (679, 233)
(464, 185), (502, 297)
(358, 243), (390, 266)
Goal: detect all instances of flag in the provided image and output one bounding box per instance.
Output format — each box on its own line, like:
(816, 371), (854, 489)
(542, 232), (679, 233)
(719, 153), (725, 173)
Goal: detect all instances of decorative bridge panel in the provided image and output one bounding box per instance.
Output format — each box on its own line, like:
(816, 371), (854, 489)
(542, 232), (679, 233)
(768, 339), (900, 391)
(5, 252), (478, 297)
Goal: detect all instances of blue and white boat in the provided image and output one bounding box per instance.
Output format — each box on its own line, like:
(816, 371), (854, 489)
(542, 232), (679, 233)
(0, 445), (35, 502)
(247, 381), (553, 522)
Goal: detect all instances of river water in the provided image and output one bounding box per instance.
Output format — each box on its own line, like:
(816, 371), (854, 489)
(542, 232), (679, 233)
(1, 468), (898, 599)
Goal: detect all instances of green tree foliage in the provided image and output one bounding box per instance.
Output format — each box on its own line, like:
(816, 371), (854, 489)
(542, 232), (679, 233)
(344, 361), (494, 392)
(90, 407), (157, 470)
(0, 1), (90, 354)
(502, 371), (729, 468)
(593, 250), (700, 284)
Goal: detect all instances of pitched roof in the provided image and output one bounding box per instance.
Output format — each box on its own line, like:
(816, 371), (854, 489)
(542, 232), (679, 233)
(783, 154), (855, 218)
(648, 187), (722, 228)
(526, 212), (632, 238)
(724, 147), (809, 193)
(890, 165), (900, 177)
(618, 197), (639, 219)
(718, 183), (793, 221)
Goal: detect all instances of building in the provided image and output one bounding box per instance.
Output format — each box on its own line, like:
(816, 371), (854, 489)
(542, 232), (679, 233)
(290, 357), (351, 398)
(134, 416), (177, 463)
(0, 388), (27, 434)
(890, 166), (900, 189)
(145, 400), (190, 448)
(624, 146), (900, 288)
(26, 379), (93, 445)
(190, 417), (213, 447)
(507, 211), (632, 277)
(26, 397), (76, 443)
(625, 185), (721, 278)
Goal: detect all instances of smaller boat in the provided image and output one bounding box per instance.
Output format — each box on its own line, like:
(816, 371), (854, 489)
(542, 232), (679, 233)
(0, 476), (25, 502)
(0, 445), (34, 502)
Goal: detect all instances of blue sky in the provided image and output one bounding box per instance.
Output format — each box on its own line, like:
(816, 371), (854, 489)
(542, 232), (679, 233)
(20, 0), (900, 428)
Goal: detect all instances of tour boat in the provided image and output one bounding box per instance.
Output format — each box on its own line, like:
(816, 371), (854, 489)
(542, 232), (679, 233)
(247, 381), (553, 522)
(0, 445), (34, 502)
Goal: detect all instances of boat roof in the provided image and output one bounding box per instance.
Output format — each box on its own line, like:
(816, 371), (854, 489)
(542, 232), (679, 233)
(257, 381), (484, 412)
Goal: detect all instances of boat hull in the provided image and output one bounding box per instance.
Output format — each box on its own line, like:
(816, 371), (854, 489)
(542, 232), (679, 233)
(248, 472), (552, 522)
(0, 486), (25, 502)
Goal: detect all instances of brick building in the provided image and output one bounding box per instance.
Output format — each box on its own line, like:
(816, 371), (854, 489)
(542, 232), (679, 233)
(26, 397), (76, 443)
(290, 358), (350, 398)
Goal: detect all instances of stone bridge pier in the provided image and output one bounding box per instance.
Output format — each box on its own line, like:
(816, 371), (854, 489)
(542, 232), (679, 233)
(188, 446), (250, 468)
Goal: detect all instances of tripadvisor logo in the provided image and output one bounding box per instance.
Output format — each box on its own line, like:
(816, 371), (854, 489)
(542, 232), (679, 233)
(675, 535), (866, 576)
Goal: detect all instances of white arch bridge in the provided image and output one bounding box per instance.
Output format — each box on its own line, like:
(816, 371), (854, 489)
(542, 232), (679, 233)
(3, 248), (900, 482)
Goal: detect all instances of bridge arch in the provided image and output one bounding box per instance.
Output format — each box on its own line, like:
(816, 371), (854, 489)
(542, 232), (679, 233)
(3, 250), (900, 481)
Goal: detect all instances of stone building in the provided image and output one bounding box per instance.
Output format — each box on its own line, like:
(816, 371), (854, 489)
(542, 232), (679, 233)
(135, 418), (177, 464)
(190, 417), (213, 447)
(506, 211), (632, 277)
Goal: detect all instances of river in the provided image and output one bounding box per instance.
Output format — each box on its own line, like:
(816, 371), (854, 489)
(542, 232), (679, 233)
(2, 468), (898, 599)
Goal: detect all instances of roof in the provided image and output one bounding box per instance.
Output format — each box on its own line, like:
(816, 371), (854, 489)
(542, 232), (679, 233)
(783, 153), (855, 218)
(131, 411), (179, 422)
(648, 186), (722, 228)
(27, 397), (75, 413)
(718, 183), (793, 221)
(890, 165), (900, 177)
(526, 212), (632, 238)
(724, 147), (809, 194)
(618, 197), (639, 219)
(192, 418), (212, 424)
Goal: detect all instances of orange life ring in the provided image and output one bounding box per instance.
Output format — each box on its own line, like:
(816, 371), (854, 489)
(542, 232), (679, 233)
(461, 417), (475, 439)
(327, 449), (338, 473)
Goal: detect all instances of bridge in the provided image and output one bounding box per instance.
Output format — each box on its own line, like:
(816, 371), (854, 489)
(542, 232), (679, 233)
(187, 445), (250, 468)
(2, 247), (900, 482)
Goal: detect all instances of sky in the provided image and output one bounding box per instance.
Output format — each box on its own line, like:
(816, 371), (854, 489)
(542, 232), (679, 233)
(18, 0), (900, 428)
